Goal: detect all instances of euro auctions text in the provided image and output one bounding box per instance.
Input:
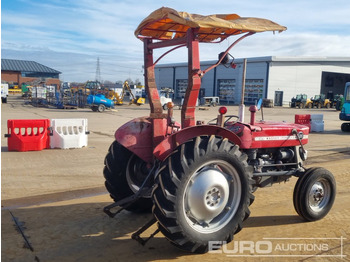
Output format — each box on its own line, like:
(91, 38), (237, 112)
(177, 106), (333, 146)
(209, 237), (346, 258)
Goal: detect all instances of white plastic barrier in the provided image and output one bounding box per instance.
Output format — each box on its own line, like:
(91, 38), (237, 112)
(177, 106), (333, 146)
(50, 119), (88, 149)
(310, 114), (324, 132)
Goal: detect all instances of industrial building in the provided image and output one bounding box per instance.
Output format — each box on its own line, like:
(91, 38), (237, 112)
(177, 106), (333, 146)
(155, 56), (350, 106)
(1, 59), (61, 88)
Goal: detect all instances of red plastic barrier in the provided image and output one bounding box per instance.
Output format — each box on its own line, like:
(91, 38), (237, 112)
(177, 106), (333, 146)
(6, 119), (51, 152)
(295, 114), (311, 131)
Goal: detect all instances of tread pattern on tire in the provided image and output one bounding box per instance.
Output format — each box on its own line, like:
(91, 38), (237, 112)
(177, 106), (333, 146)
(103, 141), (152, 213)
(152, 135), (254, 253)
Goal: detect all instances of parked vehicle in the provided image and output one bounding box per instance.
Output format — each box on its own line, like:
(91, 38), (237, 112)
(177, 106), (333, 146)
(87, 94), (114, 112)
(1, 83), (9, 103)
(310, 94), (331, 108)
(110, 81), (145, 106)
(335, 94), (345, 111)
(290, 94), (311, 108)
(340, 82), (350, 132)
(200, 96), (220, 107)
(102, 7), (336, 253)
(160, 87), (174, 109)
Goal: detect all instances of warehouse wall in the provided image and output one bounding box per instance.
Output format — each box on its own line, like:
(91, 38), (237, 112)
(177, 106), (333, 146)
(268, 61), (350, 106)
(155, 57), (350, 107)
(155, 60), (269, 105)
(156, 67), (174, 90)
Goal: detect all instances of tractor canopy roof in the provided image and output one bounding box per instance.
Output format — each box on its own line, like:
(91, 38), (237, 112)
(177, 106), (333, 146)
(135, 7), (287, 42)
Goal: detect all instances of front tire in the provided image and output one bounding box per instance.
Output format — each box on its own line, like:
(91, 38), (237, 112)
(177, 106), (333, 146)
(103, 141), (152, 212)
(152, 135), (254, 253)
(293, 167), (336, 221)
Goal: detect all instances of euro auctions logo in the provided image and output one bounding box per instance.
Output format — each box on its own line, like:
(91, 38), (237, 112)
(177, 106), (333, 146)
(209, 237), (347, 258)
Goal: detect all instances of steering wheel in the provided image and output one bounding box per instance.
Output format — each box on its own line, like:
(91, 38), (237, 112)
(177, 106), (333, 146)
(207, 115), (239, 125)
(224, 115), (239, 125)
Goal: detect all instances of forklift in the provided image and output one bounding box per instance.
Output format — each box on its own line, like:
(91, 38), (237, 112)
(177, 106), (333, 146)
(290, 94), (311, 108)
(310, 94), (331, 109)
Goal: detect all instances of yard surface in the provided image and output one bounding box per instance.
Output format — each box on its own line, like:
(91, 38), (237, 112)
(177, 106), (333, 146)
(2, 95), (349, 261)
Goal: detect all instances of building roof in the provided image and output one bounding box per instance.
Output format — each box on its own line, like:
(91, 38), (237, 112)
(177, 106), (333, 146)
(1, 59), (61, 74)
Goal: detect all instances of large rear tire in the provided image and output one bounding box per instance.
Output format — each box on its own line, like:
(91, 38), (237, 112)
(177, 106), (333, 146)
(293, 167), (336, 221)
(152, 135), (254, 253)
(103, 141), (152, 212)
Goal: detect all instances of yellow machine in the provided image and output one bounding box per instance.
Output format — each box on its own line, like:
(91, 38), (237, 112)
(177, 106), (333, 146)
(8, 82), (21, 94)
(309, 94), (331, 108)
(109, 81), (145, 105)
(305, 98), (313, 108)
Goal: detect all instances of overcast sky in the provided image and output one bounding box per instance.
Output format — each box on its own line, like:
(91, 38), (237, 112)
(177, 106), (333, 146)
(2, 0), (350, 83)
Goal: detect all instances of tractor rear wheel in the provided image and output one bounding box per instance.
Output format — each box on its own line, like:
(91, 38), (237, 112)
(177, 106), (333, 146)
(103, 141), (152, 212)
(152, 135), (254, 253)
(293, 167), (336, 221)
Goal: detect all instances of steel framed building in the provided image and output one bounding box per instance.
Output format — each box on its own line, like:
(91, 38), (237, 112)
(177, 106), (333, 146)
(155, 56), (350, 106)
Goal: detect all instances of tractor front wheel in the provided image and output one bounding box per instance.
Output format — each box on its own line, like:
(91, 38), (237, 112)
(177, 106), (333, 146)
(293, 167), (336, 221)
(103, 141), (153, 212)
(152, 135), (254, 253)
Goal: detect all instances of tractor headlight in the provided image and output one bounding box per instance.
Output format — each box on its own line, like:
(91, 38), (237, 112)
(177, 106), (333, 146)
(299, 147), (307, 161)
(298, 131), (304, 139)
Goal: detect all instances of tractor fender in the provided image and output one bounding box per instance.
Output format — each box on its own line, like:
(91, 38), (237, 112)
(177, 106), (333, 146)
(114, 117), (154, 163)
(153, 125), (242, 162)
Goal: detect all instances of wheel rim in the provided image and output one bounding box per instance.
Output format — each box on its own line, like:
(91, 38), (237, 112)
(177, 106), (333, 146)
(307, 178), (331, 212)
(183, 160), (242, 234)
(126, 154), (150, 196)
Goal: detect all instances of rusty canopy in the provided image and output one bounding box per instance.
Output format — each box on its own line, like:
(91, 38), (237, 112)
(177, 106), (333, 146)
(135, 7), (287, 42)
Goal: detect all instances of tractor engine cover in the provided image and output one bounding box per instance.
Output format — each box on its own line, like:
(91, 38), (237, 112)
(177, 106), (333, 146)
(226, 121), (309, 149)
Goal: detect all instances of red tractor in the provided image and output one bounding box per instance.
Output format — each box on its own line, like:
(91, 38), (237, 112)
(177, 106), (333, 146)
(103, 7), (336, 253)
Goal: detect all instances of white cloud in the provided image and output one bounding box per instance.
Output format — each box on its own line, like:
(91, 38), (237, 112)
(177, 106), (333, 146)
(2, 0), (350, 82)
